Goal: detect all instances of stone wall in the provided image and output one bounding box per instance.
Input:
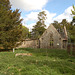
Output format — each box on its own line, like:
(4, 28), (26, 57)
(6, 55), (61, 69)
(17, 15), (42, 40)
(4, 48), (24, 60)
(17, 39), (38, 48)
(39, 24), (67, 49)
(17, 24), (68, 49)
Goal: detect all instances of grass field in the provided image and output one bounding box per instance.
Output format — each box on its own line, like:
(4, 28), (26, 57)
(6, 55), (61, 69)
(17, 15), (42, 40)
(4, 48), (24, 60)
(0, 48), (75, 75)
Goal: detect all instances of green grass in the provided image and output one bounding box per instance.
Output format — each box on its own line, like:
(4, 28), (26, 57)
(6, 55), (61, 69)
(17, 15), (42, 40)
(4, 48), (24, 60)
(0, 48), (75, 75)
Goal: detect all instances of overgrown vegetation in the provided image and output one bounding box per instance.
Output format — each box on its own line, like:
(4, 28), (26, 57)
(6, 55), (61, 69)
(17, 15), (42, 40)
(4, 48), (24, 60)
(0, 0), (23, 49)
(0, 48), (75, 75)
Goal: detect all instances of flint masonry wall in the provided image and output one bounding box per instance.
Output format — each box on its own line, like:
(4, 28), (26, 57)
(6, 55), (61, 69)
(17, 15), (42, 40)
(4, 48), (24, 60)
(17, 39), (38, 48)
(39, 24), (63, 49)
(17, 24), (67, 49)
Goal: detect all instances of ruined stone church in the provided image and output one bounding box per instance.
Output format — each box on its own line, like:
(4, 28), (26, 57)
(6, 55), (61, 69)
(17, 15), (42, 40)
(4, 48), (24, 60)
(18, 24), (68, 49)
(39, 24), (68, 49)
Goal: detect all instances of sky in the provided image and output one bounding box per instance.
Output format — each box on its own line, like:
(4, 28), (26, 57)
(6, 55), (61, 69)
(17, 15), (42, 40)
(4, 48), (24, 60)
(9, 0), (75, 31)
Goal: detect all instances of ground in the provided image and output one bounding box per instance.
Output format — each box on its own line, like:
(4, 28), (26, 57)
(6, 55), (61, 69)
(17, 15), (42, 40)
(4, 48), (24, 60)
(0, 48), (75, 75)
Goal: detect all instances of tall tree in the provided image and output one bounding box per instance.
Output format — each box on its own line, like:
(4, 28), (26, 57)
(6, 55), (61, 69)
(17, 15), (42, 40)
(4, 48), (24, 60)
(71, 5), (75, 19)
(0, 0), (23, 49)
(70, 5), (75, 43)
(71, 5), (75, 26)
(31, 11), (47, 39)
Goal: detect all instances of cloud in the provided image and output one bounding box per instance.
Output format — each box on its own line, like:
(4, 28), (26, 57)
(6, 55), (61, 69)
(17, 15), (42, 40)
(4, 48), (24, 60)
(22, 10), (56, 30)
(44, 9), (56, 27)
(54, 6), (73, 22)
(24, 12), (39, 22)
(24, 23), (36, 32)
(23, 6), (73, 31)
(9, 0), (48, 11)
(17, 5), (73, 31)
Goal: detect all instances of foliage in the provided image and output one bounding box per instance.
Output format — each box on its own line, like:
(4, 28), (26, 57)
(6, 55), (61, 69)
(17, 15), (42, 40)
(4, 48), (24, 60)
(71, 5), (75, 19)
(31, 11), (47, 39)
(71, 5), (75, 26)
(22, 26), (29, 39)
(0, 0), (23, 49)
(67, 25), (75, 43)
(70, 5), (75, 42)
(60, 19), (75, 43)
(0, 48), (75, 75)
(52, 21), (62, 32)
(53, 19), (75, 43)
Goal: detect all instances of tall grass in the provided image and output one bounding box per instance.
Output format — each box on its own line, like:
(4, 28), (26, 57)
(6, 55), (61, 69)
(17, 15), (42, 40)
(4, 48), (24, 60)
(0, 48), (75, 75)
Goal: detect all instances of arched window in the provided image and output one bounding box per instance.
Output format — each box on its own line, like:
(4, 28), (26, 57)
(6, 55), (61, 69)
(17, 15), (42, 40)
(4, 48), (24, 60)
(50, 33), (54, 48)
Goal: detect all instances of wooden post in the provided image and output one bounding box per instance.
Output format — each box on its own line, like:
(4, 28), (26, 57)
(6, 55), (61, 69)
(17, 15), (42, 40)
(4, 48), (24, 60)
(13, 48), (15, 53)
(72, 44), (75, 56)
(67, 44), (71, 54)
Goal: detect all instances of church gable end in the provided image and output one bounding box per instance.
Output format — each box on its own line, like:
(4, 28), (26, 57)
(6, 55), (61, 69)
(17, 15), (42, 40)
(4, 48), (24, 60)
(39, 24), (68, 49)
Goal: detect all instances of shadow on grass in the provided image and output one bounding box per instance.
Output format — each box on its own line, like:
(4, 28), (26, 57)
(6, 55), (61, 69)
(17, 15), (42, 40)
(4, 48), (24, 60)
(0, 49), (13, 52)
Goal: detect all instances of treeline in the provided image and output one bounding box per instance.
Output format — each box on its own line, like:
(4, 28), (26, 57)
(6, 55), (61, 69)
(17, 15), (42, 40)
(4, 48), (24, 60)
(0, 0), (75, 50)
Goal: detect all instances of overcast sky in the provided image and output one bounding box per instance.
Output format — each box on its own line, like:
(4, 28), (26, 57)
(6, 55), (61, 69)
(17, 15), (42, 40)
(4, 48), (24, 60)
(9, 0), (75, 31)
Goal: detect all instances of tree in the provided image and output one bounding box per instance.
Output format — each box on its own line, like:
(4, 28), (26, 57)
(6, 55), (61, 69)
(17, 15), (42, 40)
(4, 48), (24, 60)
(52, 21), (61, 29)
(0, 0), (23, 49)
(52, 19), (75, 43)
(71, 5), (75, 26)
(70, 5), (75, 43)
(31, 11), (47, 39)
(60, 19), (69, 28)
(52, 21), (63, 33)
(22, 26), (29, 40)
(60, 19), (75, 43)
(71, 5), (75, 19)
